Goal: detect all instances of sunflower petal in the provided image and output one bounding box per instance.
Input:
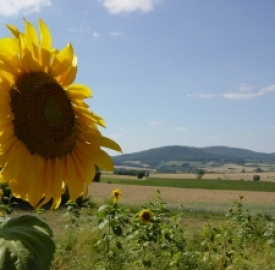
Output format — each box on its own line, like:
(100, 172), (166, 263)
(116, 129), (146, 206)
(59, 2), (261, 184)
(24, 18), (39, 61)
(39, 19), (52, 69)
(1, 141), (25, 181)
(66, 84), (92, 99)
(48, 158), (63, 209)
(94, 149), (114, 171)
(0, 38), (18, 59)
(66, 153), (84, 200)
(51, 43), (74, 77)
(80, 133), (122, 152)
(39, 19), (51, 51)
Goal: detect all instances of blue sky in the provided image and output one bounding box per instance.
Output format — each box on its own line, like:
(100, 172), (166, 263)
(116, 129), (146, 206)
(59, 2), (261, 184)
(1, 0), (275, 154)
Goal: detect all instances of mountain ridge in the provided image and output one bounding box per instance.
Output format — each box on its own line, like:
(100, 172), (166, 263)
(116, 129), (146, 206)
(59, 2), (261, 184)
(112, 145), (275, 166)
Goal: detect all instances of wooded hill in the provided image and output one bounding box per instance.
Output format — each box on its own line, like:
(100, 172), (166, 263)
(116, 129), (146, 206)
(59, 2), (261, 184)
(112, 145), (275, 168)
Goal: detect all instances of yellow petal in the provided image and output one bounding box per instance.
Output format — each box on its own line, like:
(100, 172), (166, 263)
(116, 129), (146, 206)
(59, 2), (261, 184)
(80, 133), (122, 152)
(24, 18), (39, 61)
(58, 64), (77, 86)
(66, 84), (92, 99)
(51, 43), (74, 77)
(39, 19), (52, 69)
(66, 153), (84, 200)
(1, 140), (25, 181)
(93, 149), (114, 171)
(0, 124), (14, 144)
(0, 38), (18, 59)
(74, 106), (106, 127)
(58, 55), (77, 86)
(6, 24), (20, 38)
(0, 101), (11, 120)
(74, 146), (95, 184)
(0, 69), (15, 84)
(27, 154), (45, 207)
(39, 19), (51, 51)
(76, 139), (114, 171)
(51, 158), (63, 209)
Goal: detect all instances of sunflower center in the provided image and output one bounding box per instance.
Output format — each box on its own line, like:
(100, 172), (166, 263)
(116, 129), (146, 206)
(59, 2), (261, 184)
(44, 98), (63, 127)
(10, 72), (78, 159)
(143, 213), (151, 221)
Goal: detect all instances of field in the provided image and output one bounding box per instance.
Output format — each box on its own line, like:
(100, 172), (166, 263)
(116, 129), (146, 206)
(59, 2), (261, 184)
(108, 171), (275, 181)
(91, 173), (275, 216)
(49, 178), (275, 269)
(9, 173), (275, 269)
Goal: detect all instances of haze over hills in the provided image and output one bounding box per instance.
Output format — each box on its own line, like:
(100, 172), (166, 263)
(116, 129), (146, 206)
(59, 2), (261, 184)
(112, 145), (275, 167)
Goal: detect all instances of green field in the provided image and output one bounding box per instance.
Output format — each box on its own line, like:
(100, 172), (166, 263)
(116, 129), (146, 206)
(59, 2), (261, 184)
(101, 177), (275, 192)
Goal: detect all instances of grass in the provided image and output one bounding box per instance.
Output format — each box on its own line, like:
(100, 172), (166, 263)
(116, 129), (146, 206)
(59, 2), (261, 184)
(101, 177), (275, 192)
(49, 194), (275, 270)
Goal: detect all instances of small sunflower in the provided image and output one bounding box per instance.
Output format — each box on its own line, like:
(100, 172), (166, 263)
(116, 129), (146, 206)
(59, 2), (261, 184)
(112, 188), (122, 203)
(139, 209), (152, 223)
(0, 19), (121, 209)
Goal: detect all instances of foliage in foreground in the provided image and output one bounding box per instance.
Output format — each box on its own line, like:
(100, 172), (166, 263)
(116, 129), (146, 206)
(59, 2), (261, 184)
(51, 191), (275, 270)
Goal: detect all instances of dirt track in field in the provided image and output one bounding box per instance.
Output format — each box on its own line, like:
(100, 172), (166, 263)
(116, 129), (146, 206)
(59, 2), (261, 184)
(88, 182), (275, 205)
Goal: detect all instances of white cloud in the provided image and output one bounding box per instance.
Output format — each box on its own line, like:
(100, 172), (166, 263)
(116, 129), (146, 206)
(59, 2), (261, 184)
(223, 83), (275, 100)
(93, 31), (100, 37)
(148, 121), (161, 126)
(187, 93), (216, 99)
(239, 83), (252, 92)
(268, 126), (275, 130)
(248, 133), (255, 137)
(176, 127), (186, 132)
(0, 0), (51, 17)
(110, 31), (123, 37)
(99, 0), (160, 14)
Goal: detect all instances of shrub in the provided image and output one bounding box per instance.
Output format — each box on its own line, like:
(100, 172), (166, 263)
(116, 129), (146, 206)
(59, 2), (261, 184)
(253, 174), (260, 181)
(137, 171), (145, 179)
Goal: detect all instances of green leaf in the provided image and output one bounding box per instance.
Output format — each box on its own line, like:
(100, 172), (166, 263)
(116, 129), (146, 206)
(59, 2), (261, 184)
(0, 215), (55, 270)
(115, 240), (123, 249)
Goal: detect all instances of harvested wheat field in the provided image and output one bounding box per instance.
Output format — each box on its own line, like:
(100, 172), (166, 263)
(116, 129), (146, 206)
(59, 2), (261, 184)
(89, 183), (275, 214)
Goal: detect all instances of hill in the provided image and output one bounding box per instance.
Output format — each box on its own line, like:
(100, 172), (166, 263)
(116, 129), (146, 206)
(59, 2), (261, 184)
(112, 145), (275, 168)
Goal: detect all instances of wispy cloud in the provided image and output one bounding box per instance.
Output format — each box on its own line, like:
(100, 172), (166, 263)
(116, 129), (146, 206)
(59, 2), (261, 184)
(187, 93), (216, 99)
(148, 121), (161, 126)
(99, 0), (160, 14)
(110, 31), (123, 37)
(93, 31), (100, 38)
(0, 0), (51, 17)
(223, 83), (275, 100)
(268, 126), (275, 130)
(176, 127), (186, 132)
(247, 133), (255, 137)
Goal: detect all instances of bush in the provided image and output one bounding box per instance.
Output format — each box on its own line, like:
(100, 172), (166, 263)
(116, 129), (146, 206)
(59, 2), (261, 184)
(253, 174), (260, 181)
(196, 169), (205, 179)
(137, 171), (145, 179)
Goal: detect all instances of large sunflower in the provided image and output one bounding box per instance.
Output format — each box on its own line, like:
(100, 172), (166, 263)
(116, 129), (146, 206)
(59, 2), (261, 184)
(0, 19), (121, 209)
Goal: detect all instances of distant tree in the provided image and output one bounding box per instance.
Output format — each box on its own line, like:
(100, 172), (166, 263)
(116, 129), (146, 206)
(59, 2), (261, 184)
(137, 171), (145, 179)
(196, 169), (205, 179)
(253, 174), (260, 181)
(255, 167), (263, 173)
